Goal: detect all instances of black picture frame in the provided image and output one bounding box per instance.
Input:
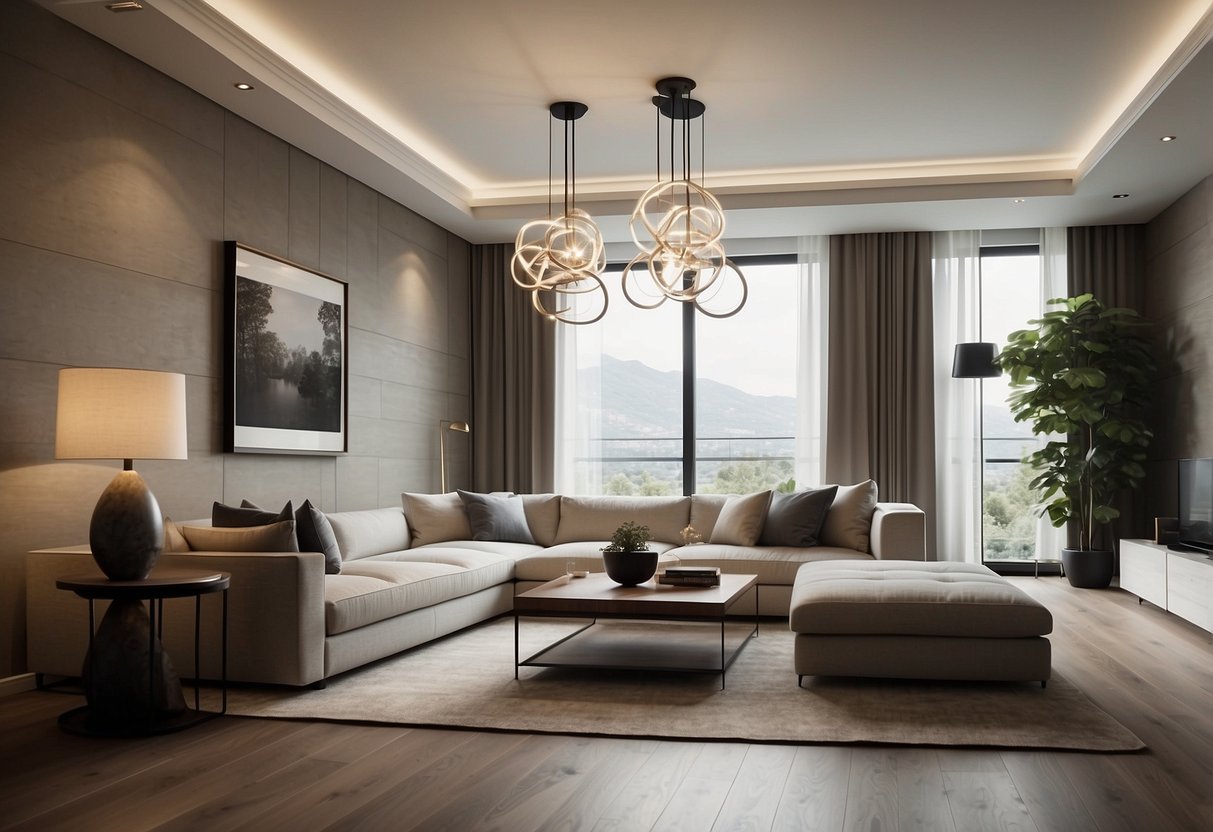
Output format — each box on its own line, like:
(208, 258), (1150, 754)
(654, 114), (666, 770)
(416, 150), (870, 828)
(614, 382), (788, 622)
(223, 242), (348, 455)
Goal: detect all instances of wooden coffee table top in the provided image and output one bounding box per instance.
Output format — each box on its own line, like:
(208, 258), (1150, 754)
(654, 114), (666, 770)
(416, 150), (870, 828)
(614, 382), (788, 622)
(515, 572), (758, 618)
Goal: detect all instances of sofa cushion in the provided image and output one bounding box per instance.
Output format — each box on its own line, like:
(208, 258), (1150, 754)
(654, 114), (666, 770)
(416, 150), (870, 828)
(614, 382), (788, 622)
(789, 560), (1053, 638)
(296, 499), (342, 574)
(458, 490), (535, 544)
(554, 496), (691, 545)
(402, 492), (472, 546)
(326, 507), (409, 561)
(520, 494), (561, 547)
(760, 486), (838, 547)
(326, 552), (513, 635)
(180, 520), (299, 552)
(163, 518), (190, 553)
(413, 540), (544, 560)
(709, 491), (772, 546)
(688, 494), (728, 540)
(669, 544), (871, 585)
(820, 480), (879, 552)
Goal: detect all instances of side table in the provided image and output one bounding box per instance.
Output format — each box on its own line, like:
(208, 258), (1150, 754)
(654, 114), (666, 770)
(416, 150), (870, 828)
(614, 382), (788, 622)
(55, 568), (230, 737)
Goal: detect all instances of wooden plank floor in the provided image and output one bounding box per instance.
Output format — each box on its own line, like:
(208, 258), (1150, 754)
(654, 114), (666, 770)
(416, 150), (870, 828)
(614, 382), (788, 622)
(3, 576), (1212, 831)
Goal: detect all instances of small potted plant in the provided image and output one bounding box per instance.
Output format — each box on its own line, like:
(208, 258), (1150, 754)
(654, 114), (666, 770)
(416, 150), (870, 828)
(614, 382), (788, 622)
(601, 521), (657, 586)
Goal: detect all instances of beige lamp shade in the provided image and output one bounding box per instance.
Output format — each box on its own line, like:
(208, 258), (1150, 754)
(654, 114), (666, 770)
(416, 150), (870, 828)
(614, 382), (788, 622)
(56, 368), (188, 462)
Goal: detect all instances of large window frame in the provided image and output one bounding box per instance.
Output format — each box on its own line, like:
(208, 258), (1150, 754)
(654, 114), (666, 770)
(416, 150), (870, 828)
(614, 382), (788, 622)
(978, 242), (1046, 565)
(577, 253), (798, 496)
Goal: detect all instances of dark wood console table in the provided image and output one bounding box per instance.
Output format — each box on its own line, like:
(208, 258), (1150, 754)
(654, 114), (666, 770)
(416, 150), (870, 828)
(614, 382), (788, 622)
(55, 568), (230, 737)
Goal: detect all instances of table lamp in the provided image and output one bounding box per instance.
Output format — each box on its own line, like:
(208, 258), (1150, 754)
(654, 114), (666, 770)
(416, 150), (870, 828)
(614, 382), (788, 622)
(56, 368), (188, 580)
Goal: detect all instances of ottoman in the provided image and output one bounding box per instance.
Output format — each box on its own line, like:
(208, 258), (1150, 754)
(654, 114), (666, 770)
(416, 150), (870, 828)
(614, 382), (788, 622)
(789, 560), (1053, 686)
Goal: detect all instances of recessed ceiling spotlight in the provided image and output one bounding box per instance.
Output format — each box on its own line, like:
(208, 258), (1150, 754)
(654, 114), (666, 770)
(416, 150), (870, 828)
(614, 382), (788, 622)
(1012, 198), (1026, 204)
(234, 82), (254, 91)
(1160, 135), (1177, 142)
(1112, 193), (1130, 199)
(105, 1), (144, 11)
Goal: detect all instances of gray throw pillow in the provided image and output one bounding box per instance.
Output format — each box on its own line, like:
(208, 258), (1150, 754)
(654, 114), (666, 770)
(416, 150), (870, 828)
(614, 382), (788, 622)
(759, 486), (839, 547)
(457, 490), (535, 544)
(213, 500), (293, 528)
(296, 499), (342, 574)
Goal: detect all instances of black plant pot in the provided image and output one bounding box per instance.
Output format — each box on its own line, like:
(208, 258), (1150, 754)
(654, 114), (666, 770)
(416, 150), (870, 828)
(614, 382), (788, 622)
(1061, 548), (1114, 589)
(602, 550), (658, 586)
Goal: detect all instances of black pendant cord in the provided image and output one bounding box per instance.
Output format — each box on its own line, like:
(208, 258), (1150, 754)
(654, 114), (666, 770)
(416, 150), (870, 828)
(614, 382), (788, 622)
(546, 114), (553, 221)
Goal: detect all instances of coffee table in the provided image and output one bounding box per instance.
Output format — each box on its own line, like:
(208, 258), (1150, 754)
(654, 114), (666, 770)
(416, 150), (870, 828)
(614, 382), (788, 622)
(513, 572), (759, 688)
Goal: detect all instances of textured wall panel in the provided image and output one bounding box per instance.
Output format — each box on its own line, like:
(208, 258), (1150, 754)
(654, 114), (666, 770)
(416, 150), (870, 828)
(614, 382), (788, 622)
(0, 3), (472, 678)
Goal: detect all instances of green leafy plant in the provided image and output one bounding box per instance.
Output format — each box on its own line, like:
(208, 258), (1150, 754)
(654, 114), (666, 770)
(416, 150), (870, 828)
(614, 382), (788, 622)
(602, 521), (652, 553)
(995, 293), (1155, 552)
(775, 477), (796, 494)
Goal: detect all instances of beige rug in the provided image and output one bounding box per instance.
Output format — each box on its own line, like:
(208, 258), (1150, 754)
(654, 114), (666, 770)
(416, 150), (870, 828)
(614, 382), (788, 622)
(225, 618), (1143, 751)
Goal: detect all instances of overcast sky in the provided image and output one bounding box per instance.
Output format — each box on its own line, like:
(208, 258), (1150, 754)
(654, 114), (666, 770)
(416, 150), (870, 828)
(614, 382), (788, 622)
(266, 284), (326, 353)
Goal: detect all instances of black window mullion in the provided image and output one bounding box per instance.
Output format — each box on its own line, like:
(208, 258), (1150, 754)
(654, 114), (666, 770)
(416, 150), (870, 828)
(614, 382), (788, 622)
(682, 278), (695, 496)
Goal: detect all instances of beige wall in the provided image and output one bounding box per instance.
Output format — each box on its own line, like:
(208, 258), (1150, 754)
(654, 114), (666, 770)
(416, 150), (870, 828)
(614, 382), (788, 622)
(0, 2), (472, 677)
(1143, 173), (1213, 519)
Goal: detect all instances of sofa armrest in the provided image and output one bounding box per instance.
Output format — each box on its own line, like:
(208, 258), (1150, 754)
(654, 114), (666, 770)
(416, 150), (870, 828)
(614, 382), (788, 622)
(27, 546), (327, 687)
(870, 503), (926, 560)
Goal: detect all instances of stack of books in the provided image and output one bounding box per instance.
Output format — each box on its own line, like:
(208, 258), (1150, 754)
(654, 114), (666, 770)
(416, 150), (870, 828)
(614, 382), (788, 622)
(658, 566), (721, 587)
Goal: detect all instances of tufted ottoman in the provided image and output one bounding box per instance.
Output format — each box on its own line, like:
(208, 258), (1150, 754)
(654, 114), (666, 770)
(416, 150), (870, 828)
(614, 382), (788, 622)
(790, 560), (1053, 686)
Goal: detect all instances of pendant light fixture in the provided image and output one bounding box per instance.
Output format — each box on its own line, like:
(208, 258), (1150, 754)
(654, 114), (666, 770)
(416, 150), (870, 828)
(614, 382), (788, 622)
(623, 77), (746, 318)
(511, 101), (607, 325)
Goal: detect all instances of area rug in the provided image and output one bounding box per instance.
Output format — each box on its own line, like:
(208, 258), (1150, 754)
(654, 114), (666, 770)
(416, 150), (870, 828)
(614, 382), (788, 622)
(225, 618), (1144, 751)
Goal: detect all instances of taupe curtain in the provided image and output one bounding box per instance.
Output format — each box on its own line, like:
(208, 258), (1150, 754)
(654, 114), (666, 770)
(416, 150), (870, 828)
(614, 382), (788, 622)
(1066, 224), (1148, 549)
(826, 232), (937, 557)
(1067, 224), (1145, 312)
(469, 244), (556, 493)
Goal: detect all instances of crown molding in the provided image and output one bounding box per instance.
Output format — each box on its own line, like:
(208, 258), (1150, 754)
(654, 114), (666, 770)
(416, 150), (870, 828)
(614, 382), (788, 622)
(154, 0), (472, 211)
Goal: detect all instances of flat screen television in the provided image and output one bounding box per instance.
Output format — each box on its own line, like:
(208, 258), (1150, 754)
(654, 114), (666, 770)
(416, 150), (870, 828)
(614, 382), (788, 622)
(1175, 458), (1213, 555)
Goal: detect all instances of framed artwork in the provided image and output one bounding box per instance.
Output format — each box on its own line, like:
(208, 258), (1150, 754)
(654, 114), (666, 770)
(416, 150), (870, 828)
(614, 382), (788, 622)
(223, 242), (348, 454)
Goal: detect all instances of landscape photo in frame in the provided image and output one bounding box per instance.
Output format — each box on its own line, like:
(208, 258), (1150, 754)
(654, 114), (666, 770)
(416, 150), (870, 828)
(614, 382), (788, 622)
(224, 242), (348, 454)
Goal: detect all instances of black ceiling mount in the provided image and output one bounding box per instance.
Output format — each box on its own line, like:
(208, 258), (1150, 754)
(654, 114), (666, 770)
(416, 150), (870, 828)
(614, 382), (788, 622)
(549, 101), (589, 121)
(653, 76), (706, 120)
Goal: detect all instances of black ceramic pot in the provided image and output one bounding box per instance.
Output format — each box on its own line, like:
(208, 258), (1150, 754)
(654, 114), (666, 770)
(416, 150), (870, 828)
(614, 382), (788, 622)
(602, 550), (658, 586)
(1061, 548), (1114, 589)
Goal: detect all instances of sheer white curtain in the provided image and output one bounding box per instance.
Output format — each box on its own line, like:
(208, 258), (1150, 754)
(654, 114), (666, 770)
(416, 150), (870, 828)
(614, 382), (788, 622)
(1035, 227), (1069, 557)
(795, 236), (829, 487)
(553, 292), (603, 495)
(932, 230), (982, 562)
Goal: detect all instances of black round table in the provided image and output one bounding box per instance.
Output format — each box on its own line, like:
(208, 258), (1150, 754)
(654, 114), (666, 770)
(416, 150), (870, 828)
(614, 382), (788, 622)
(56, 568), (230, 737)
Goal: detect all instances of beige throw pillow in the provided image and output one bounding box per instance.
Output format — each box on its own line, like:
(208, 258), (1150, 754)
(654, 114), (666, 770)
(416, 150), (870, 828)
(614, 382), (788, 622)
(179, 520), (300, 552)
(401, 492), (472, 546)
(163, 517), (190, 553)
(708, 491), (773, 546)
(820, 479), (879, 552)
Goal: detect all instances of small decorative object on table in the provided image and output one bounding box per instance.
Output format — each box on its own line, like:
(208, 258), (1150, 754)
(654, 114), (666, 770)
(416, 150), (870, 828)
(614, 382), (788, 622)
(601, 521), (657, 586)
(659, 566), (721, 587)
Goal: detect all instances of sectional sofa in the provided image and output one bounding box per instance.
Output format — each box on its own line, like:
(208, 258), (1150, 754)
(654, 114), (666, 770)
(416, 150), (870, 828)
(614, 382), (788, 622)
(26, 482), (925, 688)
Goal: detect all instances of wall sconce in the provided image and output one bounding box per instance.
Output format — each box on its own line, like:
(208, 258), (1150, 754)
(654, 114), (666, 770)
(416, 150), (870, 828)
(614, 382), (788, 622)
(439, 420), (470, 493)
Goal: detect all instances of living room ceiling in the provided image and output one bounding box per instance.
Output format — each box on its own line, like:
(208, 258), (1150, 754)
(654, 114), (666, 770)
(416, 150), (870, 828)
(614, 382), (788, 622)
(36, 0), (1213, 244)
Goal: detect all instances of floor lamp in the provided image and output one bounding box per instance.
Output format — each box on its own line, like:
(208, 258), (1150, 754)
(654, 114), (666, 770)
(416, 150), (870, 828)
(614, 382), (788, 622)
(952, 343), (1000, 560)
(439, 420), (470, 493)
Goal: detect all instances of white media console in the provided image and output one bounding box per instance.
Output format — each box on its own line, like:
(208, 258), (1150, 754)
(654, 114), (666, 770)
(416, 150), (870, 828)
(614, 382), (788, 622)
(1120, 539), (1213, 634)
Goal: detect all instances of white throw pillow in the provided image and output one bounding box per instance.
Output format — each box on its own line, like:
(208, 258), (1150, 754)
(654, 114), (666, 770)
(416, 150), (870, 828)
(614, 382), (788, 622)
(708, 491), (773, 546)
(402, 492), (472, 546)
(820, 479), (879, 552)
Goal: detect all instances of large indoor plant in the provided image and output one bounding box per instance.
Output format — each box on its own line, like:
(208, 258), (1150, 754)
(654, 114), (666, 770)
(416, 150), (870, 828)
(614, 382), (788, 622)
(996, 293), (1155, 588)
(601, 521), (657, 586)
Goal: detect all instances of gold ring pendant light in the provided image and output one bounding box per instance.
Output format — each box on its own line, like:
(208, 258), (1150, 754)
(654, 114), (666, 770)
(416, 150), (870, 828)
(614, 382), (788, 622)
(623, 77), (747, 318)
(511, 102), (608, 325)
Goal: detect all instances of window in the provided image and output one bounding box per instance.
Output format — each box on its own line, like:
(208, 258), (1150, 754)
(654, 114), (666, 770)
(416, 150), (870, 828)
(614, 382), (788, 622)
(555, 255), (799, 495)
(979, 244), (1050, 562)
